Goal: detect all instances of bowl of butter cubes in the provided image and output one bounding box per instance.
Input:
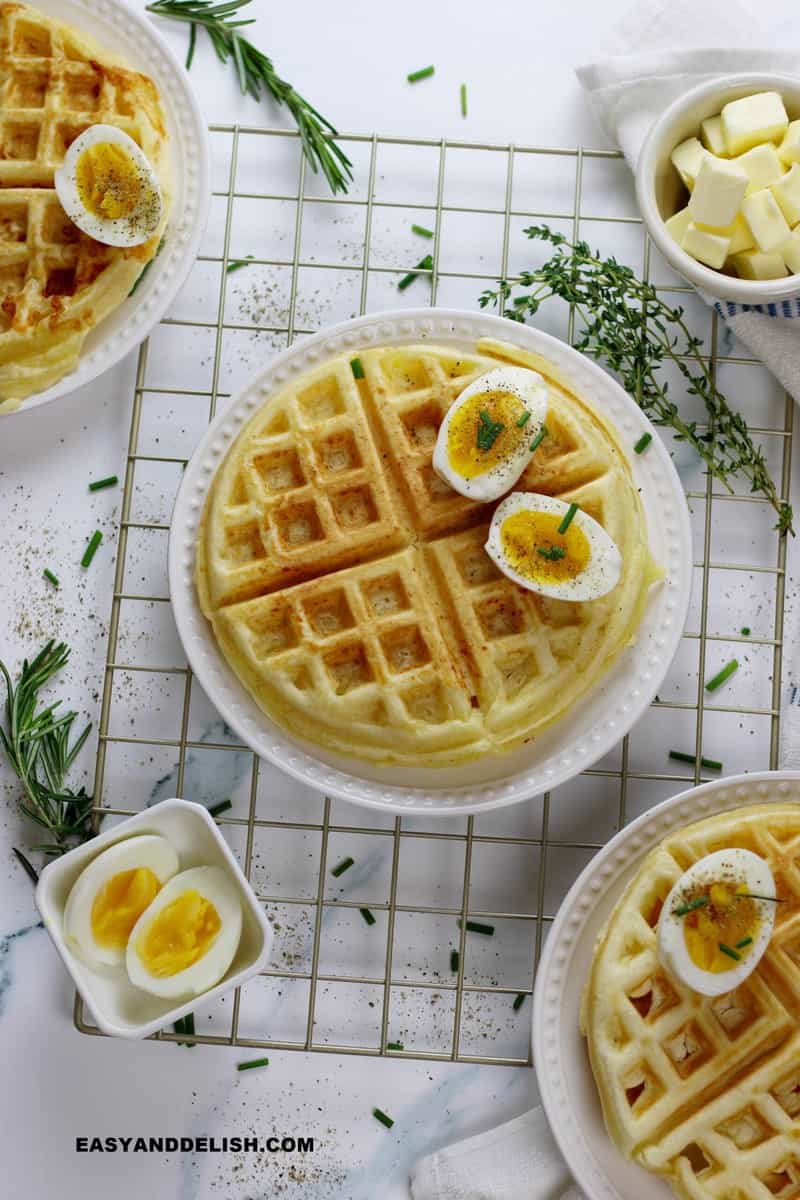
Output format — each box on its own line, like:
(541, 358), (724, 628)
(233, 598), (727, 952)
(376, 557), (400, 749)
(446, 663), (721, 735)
(636, 73), (800, 301)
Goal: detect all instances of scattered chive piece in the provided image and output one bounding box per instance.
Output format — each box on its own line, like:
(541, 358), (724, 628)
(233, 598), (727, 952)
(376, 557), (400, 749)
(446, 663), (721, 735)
(634, 432), (653, 455)
(43, 568), (59, 588)
(674, 895), (709, 917)
(208, 799), (232, 818)
(350, 357), (365, 380)
(513, 993), (526, 1012)
(407, 65), (434, 83)
(516, 411), (531, 428)
(718, 942), (741, 961)
(332, 856), (355, 878)
(530, 424), (548, 454)
(411, 223), (434, 238)
(558, 502), (579, 535)
(237, 1057), (270, 1071)
(398, 254), (433, 291)
(737, 892), (781, 903)
(12, 847), (39, 886)
(173, 1013), (196, 1047)
(450, 949), (460, 972)
(80, 530), (102, 569)
(735, 936), (753, 949)
(226, 256), (253, 274)
(476, 409), (505, 451)
(460, 83), (467, 117)
(460, 919), (495, 936)
(360, 907), (376, 926)
(373, 1107), (394, 1129)
(668, 750), (723, 771)
(537, 546), (566, 562)
(387, 1041), (404, 1051)
(740, 626), (751, 636)
(88, 475), (118, 492)
(705, 659), (739, 693)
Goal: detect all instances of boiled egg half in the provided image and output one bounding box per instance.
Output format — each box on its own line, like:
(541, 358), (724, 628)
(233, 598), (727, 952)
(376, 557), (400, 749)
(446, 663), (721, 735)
(432, 366), (549, 501)
(126, 866), (242, 999)
(55, 125), (162, 247)
(485, 492), (622, 601)
(63, 834), (179, 969)
(657, 848), (777, 997)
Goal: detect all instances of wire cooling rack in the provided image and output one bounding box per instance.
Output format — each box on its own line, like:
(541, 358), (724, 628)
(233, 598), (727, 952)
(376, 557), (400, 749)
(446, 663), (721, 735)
(74, 127), (793, 1065)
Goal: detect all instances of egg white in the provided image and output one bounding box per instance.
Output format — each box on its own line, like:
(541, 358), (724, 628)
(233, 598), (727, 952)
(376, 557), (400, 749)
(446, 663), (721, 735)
(54, 124), (162, 248)
(63, 834), (180, 970)
(657, 848), (776, 998)
(126, 865), (243, 1000)
(432, 366), (549, 501)
(484, 491), (622, 601)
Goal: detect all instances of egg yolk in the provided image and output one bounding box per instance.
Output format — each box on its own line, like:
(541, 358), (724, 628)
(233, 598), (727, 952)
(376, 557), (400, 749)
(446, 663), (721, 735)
(90, 867), (161, 950)
(499, 509), (591, 584)
(447, 389), (529, 479)
(75, 142), (143, 221)
(136, 889), (222, 978)
(682, 881), (760, 973)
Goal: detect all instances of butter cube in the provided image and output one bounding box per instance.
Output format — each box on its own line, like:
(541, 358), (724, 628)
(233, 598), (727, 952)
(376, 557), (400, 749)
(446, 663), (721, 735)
(780, 228), (800, 274)
(688, 156), (748, 227)
(771, 162), (800, 225)
(721, 91), (789, 155)
(700, 115), (729, 157)
(711, 212), (755, 255)
(778, 119), (800, 164)
(741, 187), (791, 252)
(665, 206), (691, 245)
(736, 143), (786, 194)
(731, 248), (788, 279)
(681, 223), (730, 269)
(670, 137), (708, 189)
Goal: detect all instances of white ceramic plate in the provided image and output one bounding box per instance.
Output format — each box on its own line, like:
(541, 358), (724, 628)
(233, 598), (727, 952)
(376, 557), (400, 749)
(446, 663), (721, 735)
(0, 0), (210, 416)
(532, 770), (800, 1200)
(168, 308), (693, 815)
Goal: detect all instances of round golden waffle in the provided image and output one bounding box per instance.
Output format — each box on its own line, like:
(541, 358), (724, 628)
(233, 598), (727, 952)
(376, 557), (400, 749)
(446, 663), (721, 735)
(196, 337), (658, 766)
(0, 2), (170, 411)
(582, 803), (800, 1200)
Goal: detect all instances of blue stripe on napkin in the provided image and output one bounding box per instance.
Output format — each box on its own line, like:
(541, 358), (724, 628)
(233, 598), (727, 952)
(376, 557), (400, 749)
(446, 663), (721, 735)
(715, 299), (800, 319)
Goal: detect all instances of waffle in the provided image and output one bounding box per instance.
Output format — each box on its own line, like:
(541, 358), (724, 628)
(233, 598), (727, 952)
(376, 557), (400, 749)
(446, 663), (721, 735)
(0, 3), (170, 411)
(582, 803), (800, 1200)
(197, 339), (658, 766)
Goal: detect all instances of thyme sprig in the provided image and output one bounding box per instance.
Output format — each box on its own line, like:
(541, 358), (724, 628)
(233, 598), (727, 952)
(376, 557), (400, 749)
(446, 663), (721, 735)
(146, 0), (352, 194)
(0, 641), (93, 860)
(479, 226), (793, 534)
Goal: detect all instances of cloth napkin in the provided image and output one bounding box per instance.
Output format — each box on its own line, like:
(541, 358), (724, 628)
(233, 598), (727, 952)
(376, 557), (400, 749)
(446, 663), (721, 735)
(410, 3), (800, 1197)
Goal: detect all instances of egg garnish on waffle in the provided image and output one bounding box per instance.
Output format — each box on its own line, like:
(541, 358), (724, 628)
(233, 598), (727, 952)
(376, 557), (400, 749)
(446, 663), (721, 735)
(582, 804), (800, 1200)
(0, 2), (170, 411)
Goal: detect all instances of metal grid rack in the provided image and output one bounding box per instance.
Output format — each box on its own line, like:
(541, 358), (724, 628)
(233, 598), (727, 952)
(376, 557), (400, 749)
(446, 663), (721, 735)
(74, 127), (793, 1065)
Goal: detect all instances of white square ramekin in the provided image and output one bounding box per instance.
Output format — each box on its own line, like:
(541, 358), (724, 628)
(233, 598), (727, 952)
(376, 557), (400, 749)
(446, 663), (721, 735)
(35, 798), (273, 1039)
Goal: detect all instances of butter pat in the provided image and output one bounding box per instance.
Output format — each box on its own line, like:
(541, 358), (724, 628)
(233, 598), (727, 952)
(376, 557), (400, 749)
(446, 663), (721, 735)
(700, 115), (729, 157)
(665, 207), (691, 245)
(778, 120), (800, 165)
(771, 163), (800, 225)
(681, 223), (730, 269)
(721, 91), (789, 155)
(780, 228), (800, 274)
(737, 143), (786, 194)
(731, 248), (788, 280)
(670, 137), (708, 189)
(688, 157), (748, 227)
(712, 212), (755, 255)
(742, 188), (791, 252)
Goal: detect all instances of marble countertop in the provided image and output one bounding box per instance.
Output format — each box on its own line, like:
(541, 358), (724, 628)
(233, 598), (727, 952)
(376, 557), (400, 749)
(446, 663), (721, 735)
(2, 1), (799, 1197)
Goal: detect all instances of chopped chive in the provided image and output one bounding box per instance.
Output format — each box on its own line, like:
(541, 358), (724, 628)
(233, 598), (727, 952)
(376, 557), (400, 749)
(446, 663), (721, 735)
(530, 424), (549, 454)
(516, 410), (531, 428)
(740, 626), (751, 636)
(718, 942), (741, 961)
(668, 750), (723, 771)
(411, 224), (434, 238)
(373, 1107), (394, 1129)
(674, 895), (709, 917)
(332, 856), (354, 878)
(450, 949), (460, 972)
(12, 847), (39, 885)
(398, 254), (433, 291)
(476, 409), (505, 451)
(185, 19), (197, 69)
(360, 907), (376, 926)
(558, 502), (579, 534)
(42, 568), (59, 588)
(350, 357), (365, 380)
(207, 799), (232, 818)
(634, 432), (653, 455)
(735, 936), (753, 949)
(705, 659), (739, 693)
(80, 530), (102, 569)
(737, 892), (780, 903)
(537, 546), (566, 561)
(88, 475), (118, 492)
(387, 1041), (404, 1051)
(513, 992), (526, 1012)
(407, 65), (434, 83)
(460, 83), (467, 117)
(460, 919), (495, 936)
(237, 1057), (270, 1071)
(226, 256), (253, 274)
(173, 1013), (196, 1047)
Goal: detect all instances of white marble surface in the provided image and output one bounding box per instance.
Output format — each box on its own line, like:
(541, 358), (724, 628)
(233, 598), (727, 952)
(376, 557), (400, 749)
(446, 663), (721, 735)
(1, 1), (799, 1197)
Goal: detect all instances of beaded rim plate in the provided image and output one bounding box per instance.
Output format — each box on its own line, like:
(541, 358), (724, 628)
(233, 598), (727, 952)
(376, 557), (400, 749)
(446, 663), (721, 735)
(2, 0), (210, 415)
(168, 308), (692, 814)
(532, 771), (800, 1200)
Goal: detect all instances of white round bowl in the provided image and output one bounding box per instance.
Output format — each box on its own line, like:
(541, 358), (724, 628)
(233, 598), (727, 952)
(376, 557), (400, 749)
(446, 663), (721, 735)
(532, 770), (800, 1200)
(636, 72), (800, 303)
(168, 308), (692, 816)
(0, 0), (210, 417)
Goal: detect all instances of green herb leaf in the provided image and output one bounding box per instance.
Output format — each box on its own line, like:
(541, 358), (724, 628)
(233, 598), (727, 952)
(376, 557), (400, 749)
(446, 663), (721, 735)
(516, 410), (531, 428)
(226, 256), (253, 274)
(398, 254), (433, 291)
(735, 936), (753, 949)
(476, 409), (505, 451)
(350, 357), (365, 380)
(558, 502), (579, 534)
(529, 425), (548, 454)
(718, 942), (741, 961)
(740, 626), (751, 636)
(537, 546), (566, 561)
(674, 895), (709, 917)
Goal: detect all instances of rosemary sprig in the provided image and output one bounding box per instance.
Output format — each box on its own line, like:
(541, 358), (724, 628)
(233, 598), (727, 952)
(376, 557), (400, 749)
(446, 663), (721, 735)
(479, 226), (793, 534)
(0, 641), (93, 860)
(146, 0), (352, 194)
